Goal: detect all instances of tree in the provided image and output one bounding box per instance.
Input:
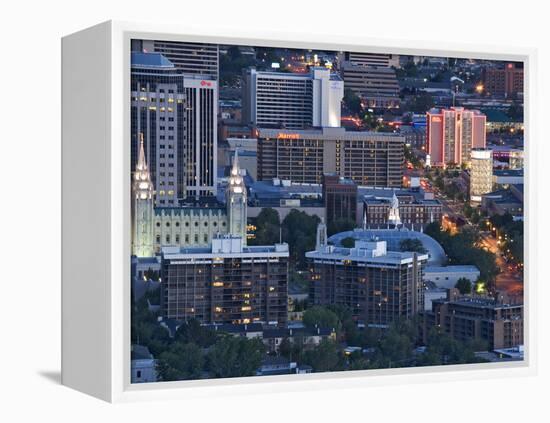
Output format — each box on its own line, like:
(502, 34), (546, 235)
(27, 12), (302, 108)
(156, 342), (204, 381)
(408, 92), (434, 113)
(399, 238), (427, 253)
(455, 277), (472, 295)
(343, 88), (362, 115)
(302, 306), (341, 332)
(282, 209), (320, 269)
(175, 319), (218, 348)
(249, 208), (280, 246)
(302, 339), (342, 372)
(207, 336), (265, 378)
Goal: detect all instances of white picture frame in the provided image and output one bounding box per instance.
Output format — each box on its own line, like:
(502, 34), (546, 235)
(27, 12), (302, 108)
(61, 20), (537, 403)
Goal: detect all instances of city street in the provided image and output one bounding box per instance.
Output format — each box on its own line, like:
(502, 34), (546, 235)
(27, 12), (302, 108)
(479, 233), (523, 298)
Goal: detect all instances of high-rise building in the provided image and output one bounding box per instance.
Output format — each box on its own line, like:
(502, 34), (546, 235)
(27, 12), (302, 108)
(422, 289), (523, 350)
(426, 107), (486, 167)
(338, 52), (400, 68)
(307, 223), (428, 327)
(482, 63), (523, 98)
(131, 52), (218, 203)
(340, 62), (400, 102)
(160, 236), (289, 325)
(242, 67), (343, 129)
(135, 39), (219, 78)
(322, 174), (358, 227)
(131, 52), (186, 206)
(183, 76), (218, 199)
(470, 148), (493, 203)
(257, 127), (404, 186)
(160, 157), (289, 325)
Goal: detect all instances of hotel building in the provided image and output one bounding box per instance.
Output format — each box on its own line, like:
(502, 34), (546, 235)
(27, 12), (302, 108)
(257, 127), (404, 186)
(307, 223), (428, 327)
(426, 107), (486, 167)
(242, 67), (343, 129)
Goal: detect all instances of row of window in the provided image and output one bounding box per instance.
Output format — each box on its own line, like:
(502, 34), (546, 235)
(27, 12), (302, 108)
(155, 220), (226, 228)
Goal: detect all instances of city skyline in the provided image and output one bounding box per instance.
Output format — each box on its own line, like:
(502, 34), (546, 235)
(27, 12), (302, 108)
(130, 39), (524, 384)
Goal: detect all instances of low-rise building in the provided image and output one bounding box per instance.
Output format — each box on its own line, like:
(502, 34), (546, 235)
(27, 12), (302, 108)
(362, 187), (442, 229)
(424, 265), (480, 289)
(481, 184), (523, 217)
(422, 289), (523, 350)
(131, 345), (157, 383)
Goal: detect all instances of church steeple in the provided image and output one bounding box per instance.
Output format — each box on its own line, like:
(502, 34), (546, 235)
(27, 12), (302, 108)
(226, 149), (247, 243)
(132, 134), (155, 257)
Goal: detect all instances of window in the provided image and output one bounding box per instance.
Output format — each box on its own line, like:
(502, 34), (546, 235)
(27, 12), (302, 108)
(136, 370), (142, 379)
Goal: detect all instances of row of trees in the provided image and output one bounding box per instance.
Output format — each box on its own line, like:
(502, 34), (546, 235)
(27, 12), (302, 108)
(132, 295), (265, 381)
(249, 208), (321, 269)
(285, 305), (487, 372)
(425, 222), (499, 284)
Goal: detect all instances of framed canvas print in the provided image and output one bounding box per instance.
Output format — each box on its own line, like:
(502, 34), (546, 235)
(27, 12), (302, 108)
(61, 21), (537, 402)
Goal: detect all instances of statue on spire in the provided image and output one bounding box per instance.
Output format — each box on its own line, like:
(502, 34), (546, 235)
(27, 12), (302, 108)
(387, 191), (402, 228)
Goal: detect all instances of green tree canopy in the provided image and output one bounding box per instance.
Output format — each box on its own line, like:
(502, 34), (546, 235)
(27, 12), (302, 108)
(207, 336), (265, 378)
(156, 342), (204, 381)
(303, 306), (341, 332)
(455, 277), (472, 295)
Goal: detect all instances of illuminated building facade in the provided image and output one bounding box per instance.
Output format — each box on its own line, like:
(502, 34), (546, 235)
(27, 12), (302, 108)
(307, 223), (428, 327)
(470, 148), (493, 203)
(242, 67), (343, 129)
(257, 127), (404, 186)
(426, 107), (486, 167)
(482, 63), (524, 98)
(131, 52), (218, 204)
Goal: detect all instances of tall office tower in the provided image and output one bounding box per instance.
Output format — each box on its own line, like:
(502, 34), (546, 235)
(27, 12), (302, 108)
(257, 127), (404, 187)
(470, 148), (493, 203)
(132, 136), (155, 258)
(131, 52), (218, 203)
(482, 63), (524, 98)
(426, 107), (486, 168)
(322, 174), (358, 227)
(136, 40), (219, 78)
(338, 52), (400, 68)
(183, 76), (218, 199)
(307, 230), (428, 327)
(131, 52), (186, 206)
(242, 67), (343, 129)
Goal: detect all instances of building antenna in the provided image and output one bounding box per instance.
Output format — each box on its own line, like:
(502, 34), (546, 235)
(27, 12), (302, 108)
(279, 225), (282, 244)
